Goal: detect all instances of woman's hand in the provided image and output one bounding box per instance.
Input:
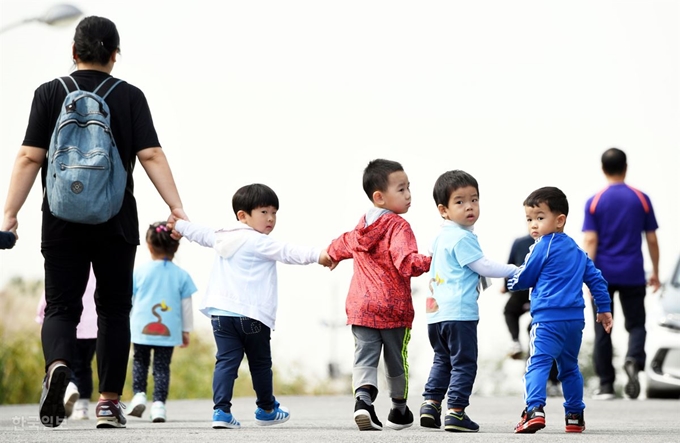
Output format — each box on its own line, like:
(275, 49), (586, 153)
(167, 208), (188, 240)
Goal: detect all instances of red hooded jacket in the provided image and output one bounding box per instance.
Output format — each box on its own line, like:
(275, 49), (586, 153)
(328, 212), (431, 329)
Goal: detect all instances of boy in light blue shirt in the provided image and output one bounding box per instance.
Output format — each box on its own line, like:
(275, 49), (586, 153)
(420, 170), (518, 432)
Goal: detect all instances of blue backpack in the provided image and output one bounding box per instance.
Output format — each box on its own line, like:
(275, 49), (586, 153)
(46, 76), (127, 224)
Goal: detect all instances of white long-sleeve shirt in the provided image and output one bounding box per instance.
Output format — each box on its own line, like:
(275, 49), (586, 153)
(174, 219), (320, 330)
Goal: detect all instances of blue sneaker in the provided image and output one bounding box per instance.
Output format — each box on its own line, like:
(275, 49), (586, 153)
(212, 409), (241, 429)
(419, 401), (442, 428)
(255, 402), (290, 426)
(444, 410), (479, 432)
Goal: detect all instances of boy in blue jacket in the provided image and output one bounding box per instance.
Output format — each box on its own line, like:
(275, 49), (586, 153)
(507, 187), (612, 434)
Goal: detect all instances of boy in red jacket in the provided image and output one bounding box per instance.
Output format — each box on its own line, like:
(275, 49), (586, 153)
(327, 158), (431, 431)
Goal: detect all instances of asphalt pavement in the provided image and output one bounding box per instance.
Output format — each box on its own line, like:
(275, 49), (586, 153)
(1, 395), (678, 442)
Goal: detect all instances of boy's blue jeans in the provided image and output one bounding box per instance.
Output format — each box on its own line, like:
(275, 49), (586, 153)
(423, 320), (478, 410)
(211, 315), (276, 413)
(525, 320), (586, 414)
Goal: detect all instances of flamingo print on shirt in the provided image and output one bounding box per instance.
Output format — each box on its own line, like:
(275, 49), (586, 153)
(142, 301), (171, 336)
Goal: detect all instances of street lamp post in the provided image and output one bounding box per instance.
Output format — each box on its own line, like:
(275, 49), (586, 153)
(0, 4), (83, 35)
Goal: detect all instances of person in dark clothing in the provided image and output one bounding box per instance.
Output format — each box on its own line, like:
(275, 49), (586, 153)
(1, 16), (187, 429)
(583, 147), (660, 400)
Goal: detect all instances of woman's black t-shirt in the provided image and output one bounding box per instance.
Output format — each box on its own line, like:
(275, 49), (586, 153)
(22, 70), (161, 246)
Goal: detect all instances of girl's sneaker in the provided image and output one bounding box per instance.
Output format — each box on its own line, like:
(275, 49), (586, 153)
(63, 382), (80, 418)
(127, 392), (147, 417)
(150, 401), (166, 423)
(255, 402), (290, 426)
(71, 399), (89, 420)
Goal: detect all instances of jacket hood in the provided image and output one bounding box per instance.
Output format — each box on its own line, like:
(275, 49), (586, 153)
(351, 213), (394, 252)
(213, 224), (255, 258)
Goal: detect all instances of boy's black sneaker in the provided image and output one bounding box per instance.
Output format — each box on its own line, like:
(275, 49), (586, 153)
(623, 359), (641, 399)
(514, 406), (546, 433)
(565, 412), (586, 433)
(444, 410), (479, 432)
(419, 401), (442, 428)
(386, 406), (413, 430)
(353, 399), (382, 431)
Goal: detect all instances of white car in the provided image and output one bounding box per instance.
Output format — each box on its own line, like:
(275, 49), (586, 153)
(645, 253), (680, 399)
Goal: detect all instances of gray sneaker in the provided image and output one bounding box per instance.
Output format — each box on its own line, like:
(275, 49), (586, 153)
(96, 399), (127, 428)
(39, 364), (71, 428)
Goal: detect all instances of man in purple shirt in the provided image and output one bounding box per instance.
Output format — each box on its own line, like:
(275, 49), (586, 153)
(582, 147), (660, 401)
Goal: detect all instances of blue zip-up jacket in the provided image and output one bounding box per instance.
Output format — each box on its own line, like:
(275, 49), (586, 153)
(507, 232), (611, 324)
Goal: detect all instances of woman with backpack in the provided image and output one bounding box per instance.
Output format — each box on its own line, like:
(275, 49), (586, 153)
(1, 16), (187, 429)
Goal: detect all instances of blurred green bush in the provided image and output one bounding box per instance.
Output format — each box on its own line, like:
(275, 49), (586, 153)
(0, 277), (349, 405)
(0, 325), (347, 404)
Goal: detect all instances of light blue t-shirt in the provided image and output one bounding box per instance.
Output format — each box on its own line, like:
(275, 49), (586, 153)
(131, 260), (197, 347)
(427, 221), (484, 323)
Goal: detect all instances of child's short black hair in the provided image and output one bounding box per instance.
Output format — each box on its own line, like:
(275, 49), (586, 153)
(232, 183), (279, 219)
(523, 186), (569, 216)
(432, 170), (479, 207)
(362, 159), (404, 201)
(146, 221), (180, 258)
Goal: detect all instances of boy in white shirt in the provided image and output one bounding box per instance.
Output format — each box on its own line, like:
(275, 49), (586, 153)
(169, 183), (332, 429)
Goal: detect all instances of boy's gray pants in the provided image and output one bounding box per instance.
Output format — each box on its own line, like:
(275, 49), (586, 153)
(351, 325), (411, 400)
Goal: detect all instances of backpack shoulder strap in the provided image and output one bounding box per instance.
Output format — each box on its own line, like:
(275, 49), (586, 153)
(93, 77), (124, 99)
(57, 76), (79, 94)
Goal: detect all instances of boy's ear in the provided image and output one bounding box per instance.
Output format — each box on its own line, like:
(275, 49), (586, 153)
(372, 190), (384, 206)
(437, 204), (448, 219)
(557, 213), (567, 229)
(236, 210), (248, 222)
